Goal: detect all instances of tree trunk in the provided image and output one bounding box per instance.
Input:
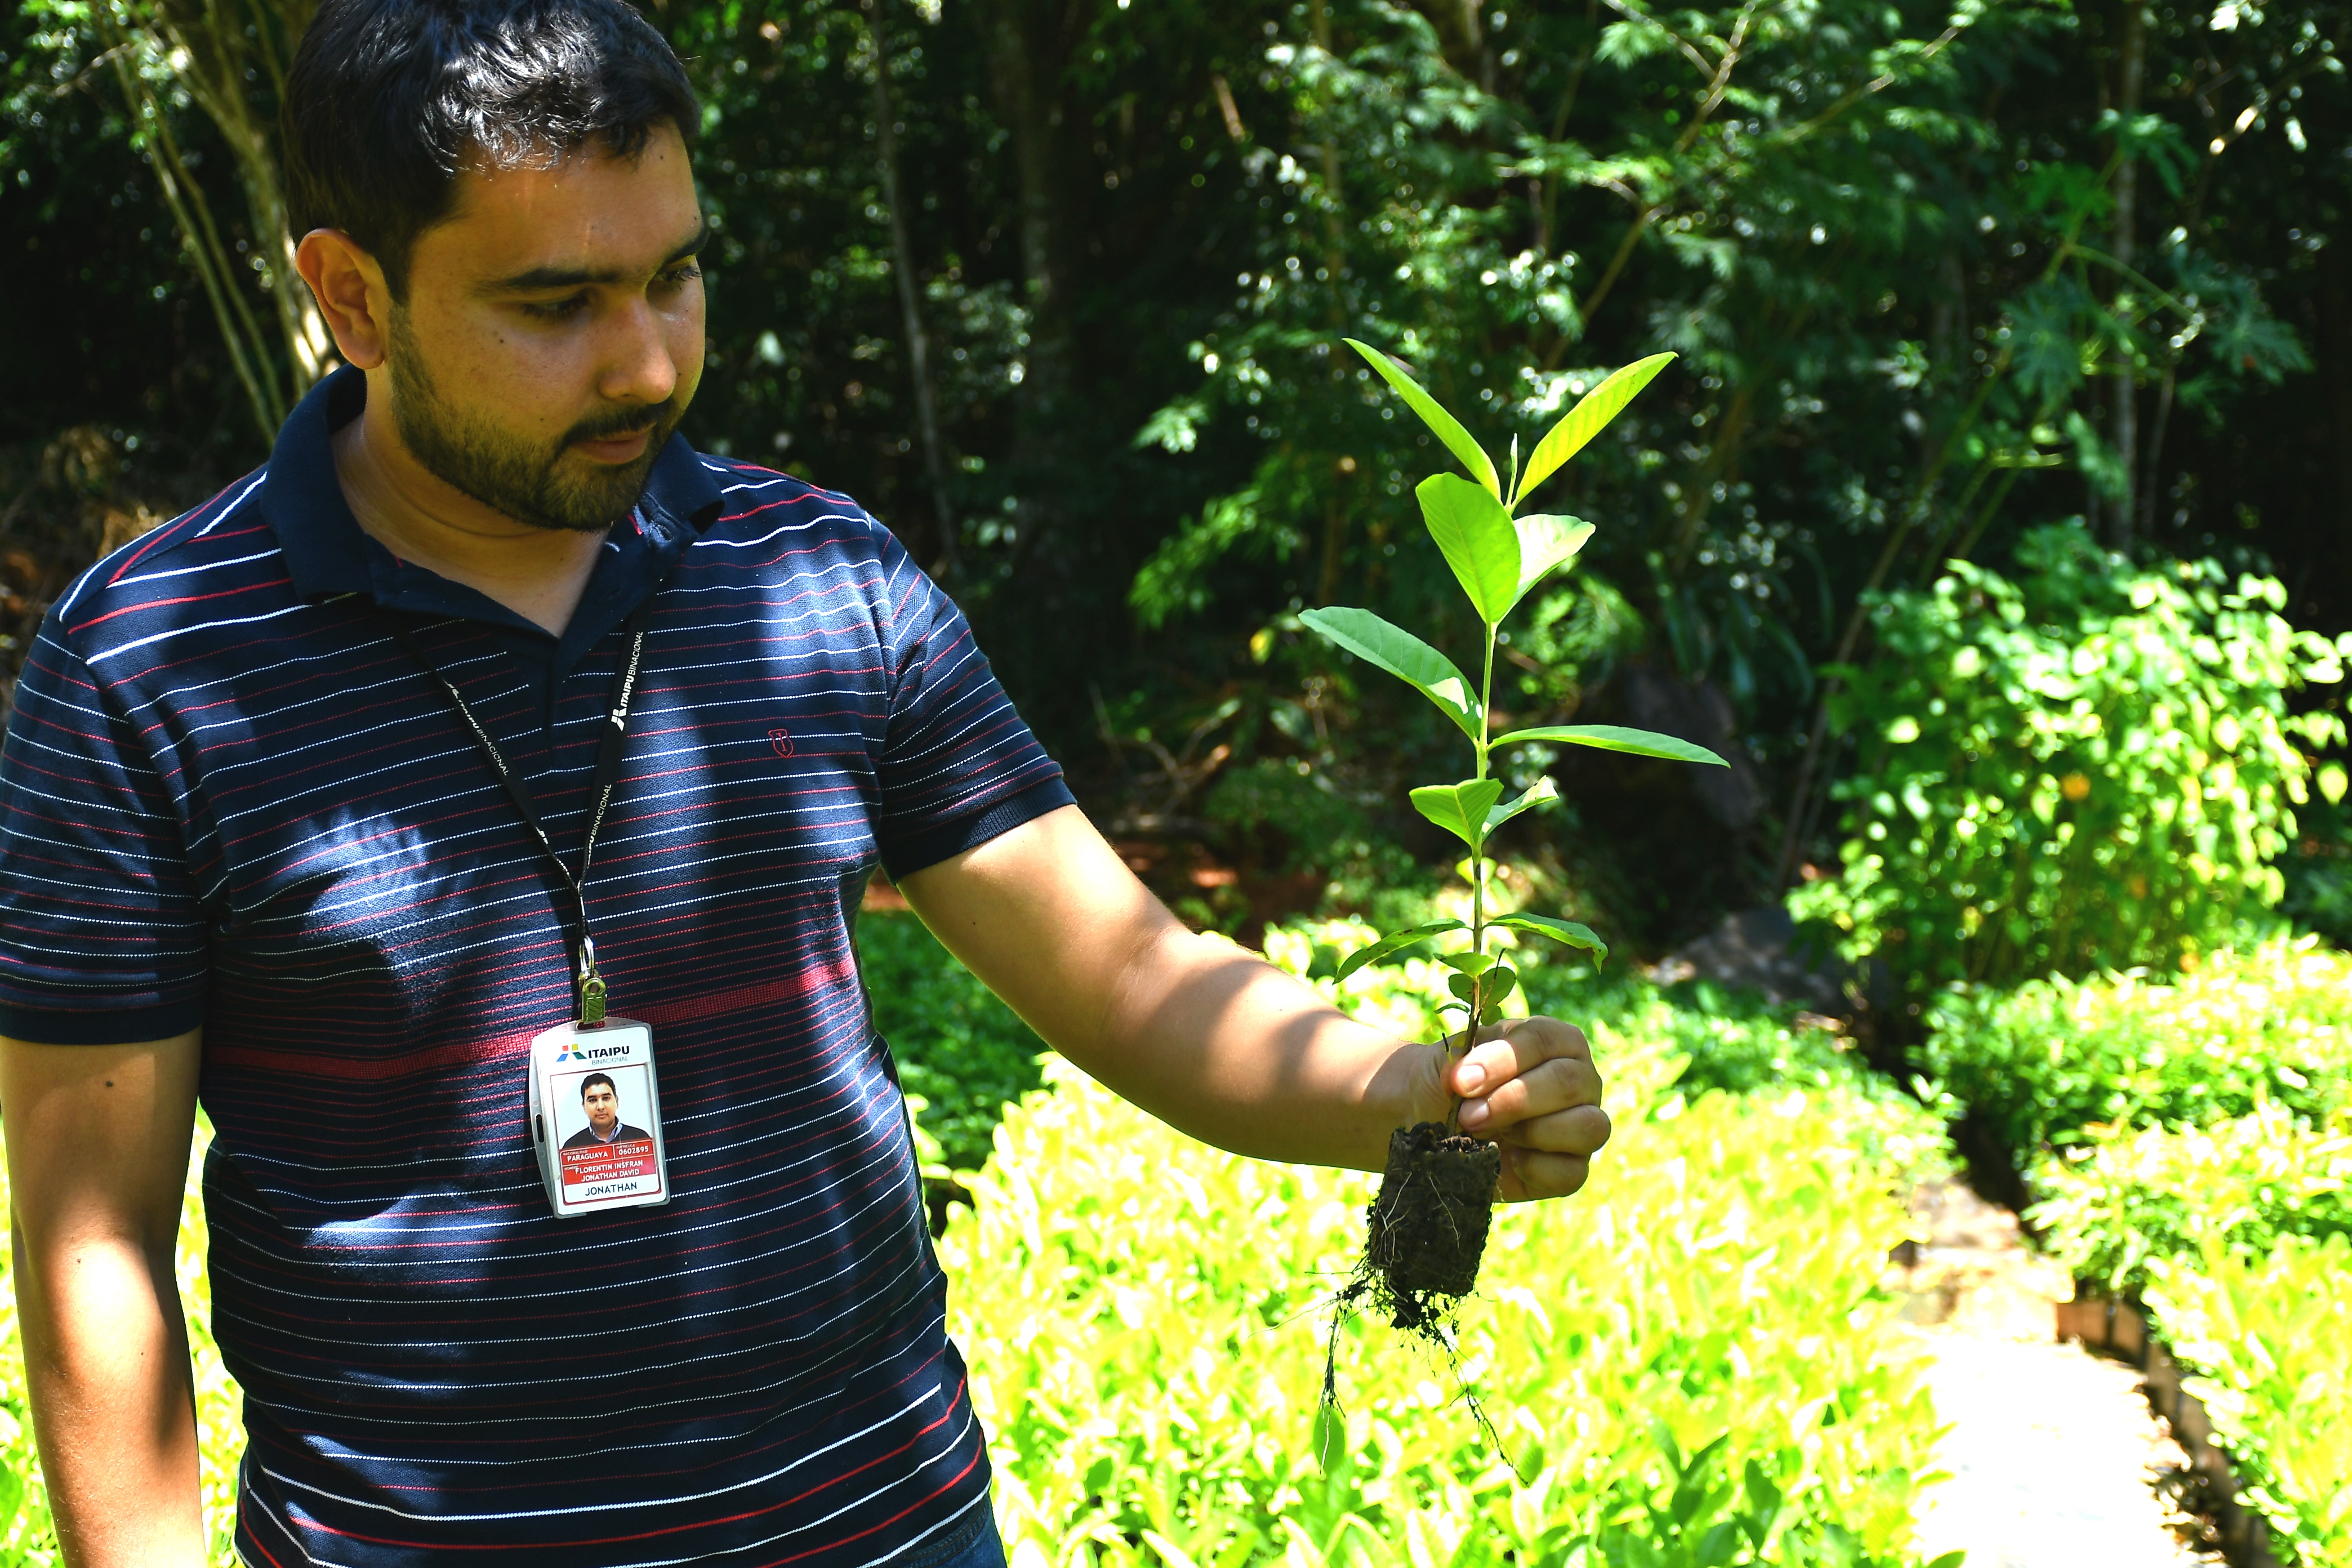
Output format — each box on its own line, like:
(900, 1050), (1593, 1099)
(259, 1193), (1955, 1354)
(981, 0), (1084, 576)
(1410, 0), (1491, 89)
(2320, 240), (2352, 544)
(867, 0), (959, 578)
(102, 0), (331, 443)
(2105, 0), (2145, 552)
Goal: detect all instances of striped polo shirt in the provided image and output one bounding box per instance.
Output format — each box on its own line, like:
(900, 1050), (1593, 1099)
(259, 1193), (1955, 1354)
(0, 368), (1072, 1566)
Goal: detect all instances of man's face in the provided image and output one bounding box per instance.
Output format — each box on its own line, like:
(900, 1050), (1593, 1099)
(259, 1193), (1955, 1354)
(582, 1082), (620, 1134)
(385, 123), (705, 533)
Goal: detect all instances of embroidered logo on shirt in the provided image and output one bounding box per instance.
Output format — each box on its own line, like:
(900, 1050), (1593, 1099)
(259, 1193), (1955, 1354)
(768, 728), (794, 759)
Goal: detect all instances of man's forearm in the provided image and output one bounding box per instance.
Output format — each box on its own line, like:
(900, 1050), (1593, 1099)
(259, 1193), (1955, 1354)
(3, 1031), (209, 1568)
(899, 808), (1448, 1170)
(14, 1228), (207, 1567)
(1084, 920), (1448, 1170)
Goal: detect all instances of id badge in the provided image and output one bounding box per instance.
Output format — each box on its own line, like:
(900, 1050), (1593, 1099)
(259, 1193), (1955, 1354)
(528, 1017), (672, 1218)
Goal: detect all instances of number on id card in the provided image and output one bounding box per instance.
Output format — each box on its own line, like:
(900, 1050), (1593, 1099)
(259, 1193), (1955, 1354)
(528, 1018), (672, 1218)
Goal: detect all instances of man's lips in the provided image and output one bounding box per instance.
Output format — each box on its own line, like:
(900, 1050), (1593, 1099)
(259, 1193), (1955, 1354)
(574, 427), (654, 463)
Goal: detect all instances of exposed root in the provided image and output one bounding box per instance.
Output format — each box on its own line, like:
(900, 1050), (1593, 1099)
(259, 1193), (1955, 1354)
(1316, 1122), (1511, 1465)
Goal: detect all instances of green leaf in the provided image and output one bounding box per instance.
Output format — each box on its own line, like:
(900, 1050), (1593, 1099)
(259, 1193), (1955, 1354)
(1416, 474), (1521, 625)
(1411, 778), (1506, 846)
(1334, 919), (1468, 981)
(1299, 606), (1482, 743)
(1516, 353), (1676, 501)
(1489, 723), (1729, 767)
(1344, 337), (1500, 498)
(1485, 775), (1559, 834)
(1512, 514), (1595, 608)
(1437, 948), (1496, 975)
(1479, 965), (1518, 1024)
(1492, 912), (1609, 964)
(1311, 1401), (1349, 1476)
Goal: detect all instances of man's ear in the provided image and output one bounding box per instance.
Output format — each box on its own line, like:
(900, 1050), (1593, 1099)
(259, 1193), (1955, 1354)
(294, 229), (394, 371)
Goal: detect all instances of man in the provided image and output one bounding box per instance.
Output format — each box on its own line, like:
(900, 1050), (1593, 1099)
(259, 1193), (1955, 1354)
(0, 0), (1611, 1563)
(562, 1073), (652, 1150)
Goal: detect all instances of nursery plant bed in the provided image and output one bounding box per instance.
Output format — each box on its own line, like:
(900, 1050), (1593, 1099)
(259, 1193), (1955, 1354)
(2057, 1292), (2283, 1568)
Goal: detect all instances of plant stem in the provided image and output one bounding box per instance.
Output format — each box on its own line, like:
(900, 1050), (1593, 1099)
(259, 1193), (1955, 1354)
(1464, 618), (1500, 1088)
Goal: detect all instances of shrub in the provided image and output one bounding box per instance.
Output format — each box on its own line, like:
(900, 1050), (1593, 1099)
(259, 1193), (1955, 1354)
(1918, 936), (2352, 1166)
(1792, 525), (2347, 999)
(2148, 1235), (2352, 1566)
(940, 1033), (1957, 1567)
(2031, 1101), (2352, 1297)
(858, 908), (1052, 1174)
(2280, 782), (2352, 950)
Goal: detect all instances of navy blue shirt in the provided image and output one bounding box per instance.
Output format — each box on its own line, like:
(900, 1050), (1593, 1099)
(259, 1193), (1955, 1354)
(0, 368), (1073, 1565)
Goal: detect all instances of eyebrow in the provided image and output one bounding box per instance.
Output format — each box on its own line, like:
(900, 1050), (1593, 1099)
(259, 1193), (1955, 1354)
(482, 217), (708, 294)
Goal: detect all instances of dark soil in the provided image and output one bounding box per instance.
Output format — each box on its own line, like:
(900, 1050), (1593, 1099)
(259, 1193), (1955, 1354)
(1365, 1122), (1501, 1329)
(1318, 1120), (1509, 1458)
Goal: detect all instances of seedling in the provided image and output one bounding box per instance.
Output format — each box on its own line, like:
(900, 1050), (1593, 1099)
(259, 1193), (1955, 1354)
(1307, 338), (1727, 1426)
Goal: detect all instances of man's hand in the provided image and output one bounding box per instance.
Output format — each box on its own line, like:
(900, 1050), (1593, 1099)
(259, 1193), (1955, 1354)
(1438, 1018), (1612, 1201)
(1, 1030), (208, 1568)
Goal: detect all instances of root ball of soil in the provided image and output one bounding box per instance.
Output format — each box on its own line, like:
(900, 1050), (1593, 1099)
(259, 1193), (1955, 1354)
(1318, 1121), (1511, 1462)
(1365, 1121), (1501, 1331)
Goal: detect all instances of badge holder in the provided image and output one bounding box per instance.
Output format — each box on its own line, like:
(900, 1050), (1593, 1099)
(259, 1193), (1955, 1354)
(528, 958), (672, 1218)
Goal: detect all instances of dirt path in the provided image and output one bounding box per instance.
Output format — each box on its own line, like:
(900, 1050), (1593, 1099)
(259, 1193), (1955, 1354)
(1891, 1182), (2220, 1568)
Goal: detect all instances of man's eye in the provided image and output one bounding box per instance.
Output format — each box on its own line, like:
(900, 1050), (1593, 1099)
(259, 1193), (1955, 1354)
(656, 262), (703, 290)
(523, 295), (589, 321)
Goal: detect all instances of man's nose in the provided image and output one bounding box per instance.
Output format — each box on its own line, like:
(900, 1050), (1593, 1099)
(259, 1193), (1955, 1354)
(597, 297), (679, 408)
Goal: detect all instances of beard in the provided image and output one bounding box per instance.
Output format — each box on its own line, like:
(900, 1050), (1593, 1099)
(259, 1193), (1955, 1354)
(386, 311), (683, 534)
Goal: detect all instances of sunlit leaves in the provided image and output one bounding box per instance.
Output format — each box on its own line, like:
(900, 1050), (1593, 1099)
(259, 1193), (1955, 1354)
(1485, 776), (1559, 834)
(1411, 777), (1505, 846)
(1344, 338), (1499, 498)
(1334, 917), (1468, 981)
(1300, 606), (1482, 742)
(1511, 515), (1596, 607)
(1416, 474), (1520, 625)
(1491, 724), (1729, 766)
(1514, 354), (1676, 502)
(1490, 911), (1610, 964)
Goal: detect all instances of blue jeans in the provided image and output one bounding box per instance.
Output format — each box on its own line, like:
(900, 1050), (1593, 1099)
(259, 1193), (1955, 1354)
(927, 1507), (1009, 1568)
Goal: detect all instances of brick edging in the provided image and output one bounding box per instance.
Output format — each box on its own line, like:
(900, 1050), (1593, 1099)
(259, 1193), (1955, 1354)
(2054, 1294), (2282, 1568)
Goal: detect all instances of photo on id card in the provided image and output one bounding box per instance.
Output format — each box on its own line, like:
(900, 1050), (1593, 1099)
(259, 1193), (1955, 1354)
(531, 1019), (669, 1216)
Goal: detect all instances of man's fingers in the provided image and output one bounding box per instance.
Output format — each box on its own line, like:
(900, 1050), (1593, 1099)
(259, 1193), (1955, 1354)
(1458, 1052), (1602, 1132)
(1502, 1102), (1613, 1159)
(1449, 1016), (1591, 1100)
(1498, 1147), (1592, 1202)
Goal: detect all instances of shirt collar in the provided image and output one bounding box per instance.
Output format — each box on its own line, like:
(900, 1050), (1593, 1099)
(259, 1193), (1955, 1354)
(260, 366), (725, 622)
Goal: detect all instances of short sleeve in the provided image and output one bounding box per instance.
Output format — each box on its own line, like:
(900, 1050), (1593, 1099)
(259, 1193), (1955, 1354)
(0, 610), (208, 1043)
(867, 526), (1073, 880)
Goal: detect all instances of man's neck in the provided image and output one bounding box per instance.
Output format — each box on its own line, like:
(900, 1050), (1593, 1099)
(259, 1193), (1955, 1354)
(332, 377), (609, 636)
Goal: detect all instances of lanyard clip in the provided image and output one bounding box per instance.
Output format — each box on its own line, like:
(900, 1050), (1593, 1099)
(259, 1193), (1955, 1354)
(578, 937), (608, 1027)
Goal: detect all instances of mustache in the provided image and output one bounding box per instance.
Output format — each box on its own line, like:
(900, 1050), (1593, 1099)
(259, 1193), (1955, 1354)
(563, 400), (676, 448)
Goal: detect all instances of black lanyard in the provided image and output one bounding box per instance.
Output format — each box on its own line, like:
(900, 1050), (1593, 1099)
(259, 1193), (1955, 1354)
(387, 603), (653, 1026)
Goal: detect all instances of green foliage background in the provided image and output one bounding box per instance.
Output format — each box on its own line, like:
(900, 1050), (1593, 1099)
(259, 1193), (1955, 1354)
(1792, 524), (2348, 998)
(5, 0), (2349, 958)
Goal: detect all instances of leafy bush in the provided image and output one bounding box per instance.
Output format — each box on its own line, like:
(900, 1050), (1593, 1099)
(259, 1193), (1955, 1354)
(1204, 758), (1378, 874)
(2147, 1235), (2352, 1566)
(2280, 781), (2352, 950)
(1918, 936), (2352, 1166)
(942, 1007), (1956, 1567)
(1793, 526), (2347, 999)
(2031, 1101), (2352, 1297)
(857, 908), (1051, 1174)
